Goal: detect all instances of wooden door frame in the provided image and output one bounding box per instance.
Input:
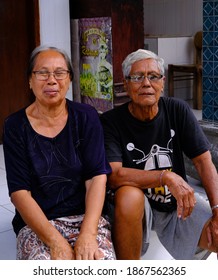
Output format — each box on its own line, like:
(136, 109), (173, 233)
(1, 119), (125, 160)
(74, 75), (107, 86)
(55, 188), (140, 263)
(28, 0), (40, 47)
(0, 0), (40, 143)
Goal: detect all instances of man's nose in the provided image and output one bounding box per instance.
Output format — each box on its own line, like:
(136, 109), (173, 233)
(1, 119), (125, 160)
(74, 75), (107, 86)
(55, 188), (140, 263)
(141, 76), (151, 86)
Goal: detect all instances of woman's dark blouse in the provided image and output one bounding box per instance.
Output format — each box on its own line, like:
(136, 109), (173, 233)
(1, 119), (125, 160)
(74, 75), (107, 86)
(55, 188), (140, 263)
(3, 99), (111, 235)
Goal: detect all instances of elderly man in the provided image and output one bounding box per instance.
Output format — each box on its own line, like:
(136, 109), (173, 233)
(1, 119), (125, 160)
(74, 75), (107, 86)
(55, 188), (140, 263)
(100, 49), (218, 260)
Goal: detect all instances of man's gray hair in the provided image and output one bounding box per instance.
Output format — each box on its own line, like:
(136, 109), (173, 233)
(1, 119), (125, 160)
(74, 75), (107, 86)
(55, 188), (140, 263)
(122, 49), (165, 78)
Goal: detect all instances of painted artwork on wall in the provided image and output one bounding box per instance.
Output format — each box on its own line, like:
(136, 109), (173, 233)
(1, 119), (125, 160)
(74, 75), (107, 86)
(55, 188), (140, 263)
(78, 17), (113, 113)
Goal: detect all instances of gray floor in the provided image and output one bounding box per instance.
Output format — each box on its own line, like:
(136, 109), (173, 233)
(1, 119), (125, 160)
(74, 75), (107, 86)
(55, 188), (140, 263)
(0, 144), (16, 260)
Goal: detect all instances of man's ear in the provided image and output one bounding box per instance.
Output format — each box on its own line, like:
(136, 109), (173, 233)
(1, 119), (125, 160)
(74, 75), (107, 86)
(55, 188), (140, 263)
(161, 75), (166, 92)
(123, 79), (127, 90)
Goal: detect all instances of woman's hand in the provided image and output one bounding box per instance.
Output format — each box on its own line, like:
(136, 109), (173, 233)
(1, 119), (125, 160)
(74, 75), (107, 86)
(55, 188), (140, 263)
(50, 237), (75, 260)
(73, 232), (104, 260)
(11, 190), (75, 260)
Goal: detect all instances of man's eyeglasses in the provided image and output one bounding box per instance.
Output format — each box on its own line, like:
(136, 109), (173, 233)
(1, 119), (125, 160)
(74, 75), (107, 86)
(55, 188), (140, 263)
(32, 70), (70, 81)
(126, 74), (163, 83)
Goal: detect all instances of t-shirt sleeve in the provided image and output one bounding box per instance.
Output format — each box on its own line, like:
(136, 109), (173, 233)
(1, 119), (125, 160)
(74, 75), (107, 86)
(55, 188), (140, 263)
(78, 107), (112, 180)
(3, 113), (31, 195)
(171, 99), (210, 159)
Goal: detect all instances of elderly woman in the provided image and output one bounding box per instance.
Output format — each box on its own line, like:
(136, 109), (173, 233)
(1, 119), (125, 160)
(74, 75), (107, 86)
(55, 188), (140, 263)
(3, 45), (115, 260)
(100, 49), (218, 260)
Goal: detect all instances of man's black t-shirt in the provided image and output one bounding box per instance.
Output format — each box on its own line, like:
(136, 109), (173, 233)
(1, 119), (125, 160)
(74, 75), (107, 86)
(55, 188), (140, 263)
(100, 97), (210, 212)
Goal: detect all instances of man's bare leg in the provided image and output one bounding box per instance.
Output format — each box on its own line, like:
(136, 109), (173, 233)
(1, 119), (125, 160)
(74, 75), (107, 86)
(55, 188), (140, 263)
(113, 186), (145, 259)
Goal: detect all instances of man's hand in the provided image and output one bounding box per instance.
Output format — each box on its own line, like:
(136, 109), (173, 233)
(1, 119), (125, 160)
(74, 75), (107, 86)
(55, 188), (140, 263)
(163, 171), (196, 219)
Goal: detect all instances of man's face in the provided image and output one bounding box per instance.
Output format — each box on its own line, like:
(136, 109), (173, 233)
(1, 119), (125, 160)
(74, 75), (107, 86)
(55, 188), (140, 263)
(124, 58), (165, 107)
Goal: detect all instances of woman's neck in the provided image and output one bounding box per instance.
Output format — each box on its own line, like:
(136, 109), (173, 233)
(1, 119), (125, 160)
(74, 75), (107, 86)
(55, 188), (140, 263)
(26, 99), (68, 137)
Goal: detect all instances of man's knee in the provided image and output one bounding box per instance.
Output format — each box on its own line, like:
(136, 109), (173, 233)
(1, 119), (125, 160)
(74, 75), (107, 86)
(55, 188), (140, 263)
(114, 186), (145, 220)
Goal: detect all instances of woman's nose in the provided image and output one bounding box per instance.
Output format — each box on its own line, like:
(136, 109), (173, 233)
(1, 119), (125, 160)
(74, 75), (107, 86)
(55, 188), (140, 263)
(47, 73), (57, 83)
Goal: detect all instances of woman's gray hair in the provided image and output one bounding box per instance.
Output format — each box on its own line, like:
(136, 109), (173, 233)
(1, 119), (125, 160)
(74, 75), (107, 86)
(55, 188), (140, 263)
(27, 45), (74, 80)
(122, 49), (165, 78)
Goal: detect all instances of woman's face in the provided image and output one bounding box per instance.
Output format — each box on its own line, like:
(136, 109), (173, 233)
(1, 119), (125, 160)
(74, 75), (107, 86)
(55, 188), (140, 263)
(124, 58), (165, 108)
(29, 50), (71, 106)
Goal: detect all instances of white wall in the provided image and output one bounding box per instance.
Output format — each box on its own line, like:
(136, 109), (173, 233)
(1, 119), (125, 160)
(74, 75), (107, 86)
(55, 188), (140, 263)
(38, 0), (203, 101)
(143, 0), (203, 37)
(143, 0), (203, 102)
(39, 0), (72, 99)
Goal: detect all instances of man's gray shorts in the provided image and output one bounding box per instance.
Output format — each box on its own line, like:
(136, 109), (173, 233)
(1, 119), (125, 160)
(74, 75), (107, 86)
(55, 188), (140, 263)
(106, 191), (212, 260)
(142, 192), (212, 259)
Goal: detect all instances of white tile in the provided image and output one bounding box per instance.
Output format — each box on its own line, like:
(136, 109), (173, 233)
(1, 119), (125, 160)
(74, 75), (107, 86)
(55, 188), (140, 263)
(158, 38), (178, 65)
(0, 230), (16, 260)
(141, 231), (174, 260)
(176, 37), (194, 63)
(0, 206), (14, 232)
(207, 253), (218, 260)
(192, 109), (202, 121)
(0, 145), (5, 170)
(3, 203), (15, 213)
(0, 184), (10, 206)
(0, 169), (7, 185)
